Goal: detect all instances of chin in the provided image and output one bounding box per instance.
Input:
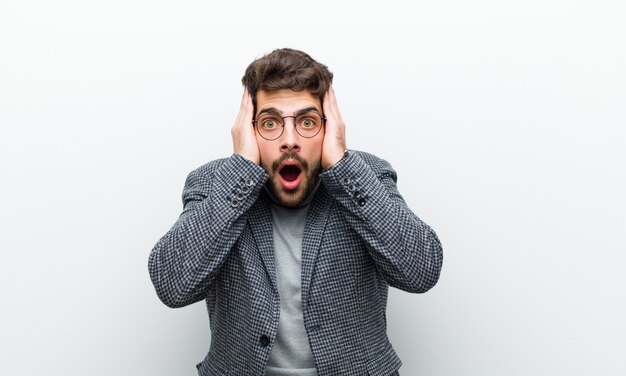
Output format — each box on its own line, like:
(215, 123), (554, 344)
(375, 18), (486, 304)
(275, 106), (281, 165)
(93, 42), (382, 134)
(270, 179), (309, 207)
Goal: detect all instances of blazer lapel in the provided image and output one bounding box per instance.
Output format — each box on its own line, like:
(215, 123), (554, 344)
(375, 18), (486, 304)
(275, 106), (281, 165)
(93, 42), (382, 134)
(247, 192), (277, 292)
(300, 184), (334, 306)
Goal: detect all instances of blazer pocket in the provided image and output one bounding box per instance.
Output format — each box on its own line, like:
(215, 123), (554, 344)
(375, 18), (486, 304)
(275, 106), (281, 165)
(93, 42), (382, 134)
(366, 343), (402, 376)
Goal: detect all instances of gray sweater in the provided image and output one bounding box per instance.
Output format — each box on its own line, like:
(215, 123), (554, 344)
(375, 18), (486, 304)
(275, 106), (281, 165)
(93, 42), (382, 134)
(265, 186), (319, 376)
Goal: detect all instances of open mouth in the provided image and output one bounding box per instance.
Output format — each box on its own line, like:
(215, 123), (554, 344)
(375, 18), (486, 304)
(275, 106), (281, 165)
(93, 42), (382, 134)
(278, 162), (303, 190)
(280, 165), (301, 182)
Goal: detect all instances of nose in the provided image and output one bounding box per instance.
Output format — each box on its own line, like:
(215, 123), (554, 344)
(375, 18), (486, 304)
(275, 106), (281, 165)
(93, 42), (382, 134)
(279, 118), (300, 153)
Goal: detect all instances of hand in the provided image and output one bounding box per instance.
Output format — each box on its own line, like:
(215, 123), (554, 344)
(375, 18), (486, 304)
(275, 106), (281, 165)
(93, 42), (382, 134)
(231, 88), (260, 165)
(321, 86), (347, 170)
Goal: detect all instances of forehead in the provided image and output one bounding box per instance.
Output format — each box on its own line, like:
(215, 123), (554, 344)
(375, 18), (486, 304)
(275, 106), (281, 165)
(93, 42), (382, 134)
(256, 89), (321, 114)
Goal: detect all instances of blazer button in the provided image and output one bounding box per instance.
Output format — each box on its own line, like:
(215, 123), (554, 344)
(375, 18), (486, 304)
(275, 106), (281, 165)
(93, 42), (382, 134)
(260, 335), (270, 347)
(357, 198), (366, 206)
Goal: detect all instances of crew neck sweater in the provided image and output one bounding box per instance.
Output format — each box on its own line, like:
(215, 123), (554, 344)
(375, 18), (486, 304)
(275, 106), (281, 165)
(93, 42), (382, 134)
(265, 185), (319, 375)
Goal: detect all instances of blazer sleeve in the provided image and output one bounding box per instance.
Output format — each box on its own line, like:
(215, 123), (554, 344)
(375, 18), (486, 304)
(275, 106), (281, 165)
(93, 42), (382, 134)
(148, 154), (268, 308)
(319, 150), (443, 293)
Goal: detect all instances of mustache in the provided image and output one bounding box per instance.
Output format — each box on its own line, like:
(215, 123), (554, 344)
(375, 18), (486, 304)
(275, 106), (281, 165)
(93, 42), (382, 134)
(271, 152), (309, 173)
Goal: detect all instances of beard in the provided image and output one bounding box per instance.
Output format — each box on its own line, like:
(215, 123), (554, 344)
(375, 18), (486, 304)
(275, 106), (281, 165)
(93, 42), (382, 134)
(262, 152), (321, 207)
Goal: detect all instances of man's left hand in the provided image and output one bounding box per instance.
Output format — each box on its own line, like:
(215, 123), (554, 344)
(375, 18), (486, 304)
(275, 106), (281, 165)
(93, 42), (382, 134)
(321, 86), (347, 170)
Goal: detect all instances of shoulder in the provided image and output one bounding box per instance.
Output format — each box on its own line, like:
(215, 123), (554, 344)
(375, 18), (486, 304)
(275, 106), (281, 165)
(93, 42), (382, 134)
(183, 154), (267, 191)
(181, 157), (231, 194)
(187, 157), (230, 179)
(349, 149), (397, 181)
(350, 150), (386, 166)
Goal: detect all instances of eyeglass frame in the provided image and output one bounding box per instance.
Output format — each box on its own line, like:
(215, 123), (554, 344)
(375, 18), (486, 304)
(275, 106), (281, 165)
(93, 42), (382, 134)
(251, 109), (327, 141)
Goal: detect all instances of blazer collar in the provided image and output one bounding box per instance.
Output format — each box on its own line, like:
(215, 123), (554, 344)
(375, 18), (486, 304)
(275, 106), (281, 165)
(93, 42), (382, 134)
(301, 184), (334, 306)
(247, 191), (277, 291)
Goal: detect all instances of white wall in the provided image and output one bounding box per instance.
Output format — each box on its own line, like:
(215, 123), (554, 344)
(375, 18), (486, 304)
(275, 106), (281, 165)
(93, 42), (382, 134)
(1, 1), (624, 375)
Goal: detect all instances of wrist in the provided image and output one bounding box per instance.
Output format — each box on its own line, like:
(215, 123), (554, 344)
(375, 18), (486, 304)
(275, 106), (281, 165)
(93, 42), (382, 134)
(324, 149), (348, 171)
(235, 149), (260, 165)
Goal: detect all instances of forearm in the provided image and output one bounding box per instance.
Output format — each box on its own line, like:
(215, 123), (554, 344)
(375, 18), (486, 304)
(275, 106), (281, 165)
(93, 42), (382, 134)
(320, 151), (443, 293)
(148, 154), (268, 307)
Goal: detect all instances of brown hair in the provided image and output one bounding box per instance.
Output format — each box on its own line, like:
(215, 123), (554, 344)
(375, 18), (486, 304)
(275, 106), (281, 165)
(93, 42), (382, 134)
(241, 48), (333, 107)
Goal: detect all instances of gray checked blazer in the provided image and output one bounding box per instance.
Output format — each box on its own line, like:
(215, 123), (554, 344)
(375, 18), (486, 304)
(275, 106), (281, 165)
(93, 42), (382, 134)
(149, 150), (443, 375)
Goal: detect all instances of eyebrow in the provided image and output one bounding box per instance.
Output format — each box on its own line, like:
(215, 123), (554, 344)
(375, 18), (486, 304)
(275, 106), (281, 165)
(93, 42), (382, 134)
(257, 106), (321, 117)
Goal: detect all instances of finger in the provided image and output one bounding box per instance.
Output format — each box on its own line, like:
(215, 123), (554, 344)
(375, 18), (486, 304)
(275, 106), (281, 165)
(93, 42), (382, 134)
(326, 86), (338, 114)
(323, 88), (329, 113)
(242, 91), (255, 127)
(234, 88), (250, 128)
(323, 89), (334, 123)
(329, 86), (342, 118)
(239, 88), (248, 113)
(324, 86), (343, 126)
(235, 91), (245, 125)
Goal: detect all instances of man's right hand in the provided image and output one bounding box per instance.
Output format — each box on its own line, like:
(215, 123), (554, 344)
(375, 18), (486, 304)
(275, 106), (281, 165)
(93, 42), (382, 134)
(231, 88), (260, 165)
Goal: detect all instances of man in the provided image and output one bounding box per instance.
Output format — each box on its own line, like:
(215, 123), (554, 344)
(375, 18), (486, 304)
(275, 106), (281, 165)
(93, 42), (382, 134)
(149, 48), (443, 375)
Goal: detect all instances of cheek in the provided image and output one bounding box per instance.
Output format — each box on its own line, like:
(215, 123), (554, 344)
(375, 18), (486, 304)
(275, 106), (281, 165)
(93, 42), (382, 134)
(307, 139), (324, 160)
(256, 137), (273, 160)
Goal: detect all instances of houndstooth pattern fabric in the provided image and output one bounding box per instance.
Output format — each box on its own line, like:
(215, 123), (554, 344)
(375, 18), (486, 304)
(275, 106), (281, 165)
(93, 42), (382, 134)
(148, 150), (443, 375)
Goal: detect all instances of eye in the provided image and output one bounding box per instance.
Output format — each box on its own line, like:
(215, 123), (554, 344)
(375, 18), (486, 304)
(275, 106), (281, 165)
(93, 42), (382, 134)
(261, 118), (280, 130)
(299, 118), (316, 129)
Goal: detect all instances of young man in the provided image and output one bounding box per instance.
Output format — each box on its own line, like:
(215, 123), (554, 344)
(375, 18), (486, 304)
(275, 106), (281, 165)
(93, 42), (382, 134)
(148, 48), (443, 375)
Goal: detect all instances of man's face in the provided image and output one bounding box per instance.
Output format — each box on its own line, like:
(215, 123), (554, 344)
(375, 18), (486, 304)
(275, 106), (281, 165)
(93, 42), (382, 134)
(255, 89), (324, 207)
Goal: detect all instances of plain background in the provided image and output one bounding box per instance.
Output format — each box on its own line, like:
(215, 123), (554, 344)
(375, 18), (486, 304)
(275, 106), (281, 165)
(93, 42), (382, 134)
(1, 0), (625, 375)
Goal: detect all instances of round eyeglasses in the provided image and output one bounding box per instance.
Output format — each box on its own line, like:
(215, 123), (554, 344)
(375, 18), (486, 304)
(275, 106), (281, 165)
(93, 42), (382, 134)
(252, 110), (326, 141)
